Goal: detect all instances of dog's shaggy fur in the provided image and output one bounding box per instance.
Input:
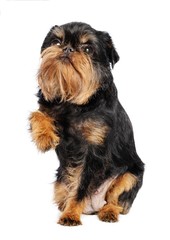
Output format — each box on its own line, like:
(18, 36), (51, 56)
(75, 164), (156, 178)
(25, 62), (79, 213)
(29, 22), (144, 226)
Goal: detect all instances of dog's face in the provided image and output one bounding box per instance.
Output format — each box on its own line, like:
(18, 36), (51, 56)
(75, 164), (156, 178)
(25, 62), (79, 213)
(38, 22), (119, 104)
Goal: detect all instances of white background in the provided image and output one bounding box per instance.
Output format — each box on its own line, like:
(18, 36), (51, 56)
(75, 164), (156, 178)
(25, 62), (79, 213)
(0, 0), (170, 239)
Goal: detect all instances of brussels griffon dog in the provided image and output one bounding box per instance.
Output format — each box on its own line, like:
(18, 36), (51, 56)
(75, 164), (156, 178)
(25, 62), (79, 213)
(29, 22), (144, 226)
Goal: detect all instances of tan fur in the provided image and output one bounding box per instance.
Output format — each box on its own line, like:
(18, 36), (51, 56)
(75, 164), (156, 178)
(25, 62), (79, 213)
(52, 27), (64, 39)
(29, 111), (59, 152)
(38, 45), (99, 104)
(58, 199), (86, 226)
(54, 182), (68, 211)
(54, 165), (86, 226)
(79, 33), (98, 44)
(78, 119), (109, 145)
(54, 165), (83, 211)
(98, 203), (122, 222)
(98, 172), (137, 222)
(106, 172), (137, 205)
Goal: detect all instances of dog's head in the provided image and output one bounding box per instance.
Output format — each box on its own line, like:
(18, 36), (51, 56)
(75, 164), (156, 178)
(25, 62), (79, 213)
(38, 22), (119, 104)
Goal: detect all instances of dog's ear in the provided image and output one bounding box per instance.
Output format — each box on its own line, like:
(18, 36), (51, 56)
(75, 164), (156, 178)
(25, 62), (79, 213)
(41, 25), (59, 53)
(99, 31), (119, 68)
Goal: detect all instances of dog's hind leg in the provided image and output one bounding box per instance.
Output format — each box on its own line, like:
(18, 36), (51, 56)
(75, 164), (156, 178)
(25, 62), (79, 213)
(98, 172), (139, 222)
(118, 173), (143, 214)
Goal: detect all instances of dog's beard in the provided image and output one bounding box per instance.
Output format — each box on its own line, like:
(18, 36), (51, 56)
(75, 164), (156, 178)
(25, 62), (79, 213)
(38, 46), (99, 105)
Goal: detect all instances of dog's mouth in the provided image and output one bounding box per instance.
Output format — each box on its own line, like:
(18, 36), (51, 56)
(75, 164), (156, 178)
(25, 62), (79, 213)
(38, 45), (100, 104)
(59, 54), (71, 63)
(57, 53), (83, 82)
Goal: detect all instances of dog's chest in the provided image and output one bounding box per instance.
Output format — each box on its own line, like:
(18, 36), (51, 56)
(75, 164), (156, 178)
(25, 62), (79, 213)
(69, 118), (109, 145)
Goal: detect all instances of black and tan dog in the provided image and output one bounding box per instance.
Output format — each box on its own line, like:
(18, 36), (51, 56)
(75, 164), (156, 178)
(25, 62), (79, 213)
(29, 22), (144, 226)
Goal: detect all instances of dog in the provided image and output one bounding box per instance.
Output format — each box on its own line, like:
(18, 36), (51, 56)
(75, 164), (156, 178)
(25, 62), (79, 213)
(29, 22), (144, 226)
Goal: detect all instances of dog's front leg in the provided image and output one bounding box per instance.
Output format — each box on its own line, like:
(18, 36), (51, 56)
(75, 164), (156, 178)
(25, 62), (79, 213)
(58, 198), (86, 226)
(55, 166), (87, 226)
(29, 111), (60, 152)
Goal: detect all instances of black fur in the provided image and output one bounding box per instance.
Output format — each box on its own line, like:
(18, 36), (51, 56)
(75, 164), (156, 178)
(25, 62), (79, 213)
(37, 22), (144, 218)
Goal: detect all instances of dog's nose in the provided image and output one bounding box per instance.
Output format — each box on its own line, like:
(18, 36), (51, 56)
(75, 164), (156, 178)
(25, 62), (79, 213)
(63, 46), (74, 54)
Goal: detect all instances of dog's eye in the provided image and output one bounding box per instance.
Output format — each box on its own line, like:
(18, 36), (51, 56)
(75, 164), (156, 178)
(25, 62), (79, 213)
(83, 46), (93, 54)
(51, 38), (61, 46)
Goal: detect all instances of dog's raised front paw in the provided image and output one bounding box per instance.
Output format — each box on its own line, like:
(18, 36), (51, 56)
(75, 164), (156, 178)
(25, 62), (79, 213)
(29, 111), (60, 152)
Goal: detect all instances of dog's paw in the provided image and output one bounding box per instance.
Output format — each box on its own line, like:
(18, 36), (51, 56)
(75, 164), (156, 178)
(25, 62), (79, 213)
(34, 132), (60, 152)
(98, 204), (121, 223)
(98, 210), (118, 222)
(29, 111), (60, 152)
(58, 213), (82, 226)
